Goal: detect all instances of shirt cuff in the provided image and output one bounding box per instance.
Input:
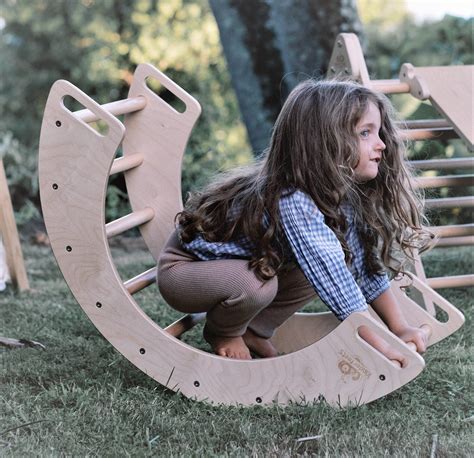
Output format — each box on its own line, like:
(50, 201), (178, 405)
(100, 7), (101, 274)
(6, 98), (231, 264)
(337, 302), (368, 321)
(362, 274), (391, 304)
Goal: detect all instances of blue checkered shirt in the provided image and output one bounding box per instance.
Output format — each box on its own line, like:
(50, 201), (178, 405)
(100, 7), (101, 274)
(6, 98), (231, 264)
(181, 189), (389, 320)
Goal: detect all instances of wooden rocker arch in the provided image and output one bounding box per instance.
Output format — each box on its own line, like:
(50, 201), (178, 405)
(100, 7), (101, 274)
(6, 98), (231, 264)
(39, 64), (464, 407)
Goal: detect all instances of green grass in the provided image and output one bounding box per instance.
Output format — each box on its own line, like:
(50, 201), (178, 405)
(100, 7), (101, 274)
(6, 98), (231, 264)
(1, 242), (473, 457)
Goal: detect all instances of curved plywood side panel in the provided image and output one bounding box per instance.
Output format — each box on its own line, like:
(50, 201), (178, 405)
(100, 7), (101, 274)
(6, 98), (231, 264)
(123, 64), (202, 260)
(271, 312), (339, 353)
(38, 79), (427, 407)
(271, 271), (465, 355)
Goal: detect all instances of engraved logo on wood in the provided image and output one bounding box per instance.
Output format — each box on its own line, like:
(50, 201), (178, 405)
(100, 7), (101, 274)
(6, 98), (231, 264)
(338, 350), (371, 382)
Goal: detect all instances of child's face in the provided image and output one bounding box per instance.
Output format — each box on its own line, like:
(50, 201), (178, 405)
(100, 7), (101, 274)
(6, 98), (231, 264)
(354, 101), (386, 182)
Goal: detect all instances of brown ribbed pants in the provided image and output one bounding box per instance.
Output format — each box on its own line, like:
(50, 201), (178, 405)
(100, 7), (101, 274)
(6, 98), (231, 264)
(158, 230), (317, 339)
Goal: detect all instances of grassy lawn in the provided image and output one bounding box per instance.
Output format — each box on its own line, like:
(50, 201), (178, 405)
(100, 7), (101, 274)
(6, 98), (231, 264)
(1, 241), (472, 456)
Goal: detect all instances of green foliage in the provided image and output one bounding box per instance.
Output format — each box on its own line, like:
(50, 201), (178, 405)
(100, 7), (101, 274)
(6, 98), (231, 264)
(357, 0), (411, 31)
(0, 1), (472, 228)
(0, 0), (251, 228)
(363, 14), (473, 79)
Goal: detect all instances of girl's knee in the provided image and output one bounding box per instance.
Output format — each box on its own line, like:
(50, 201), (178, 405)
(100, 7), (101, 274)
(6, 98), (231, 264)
(226, 275), (278, 309)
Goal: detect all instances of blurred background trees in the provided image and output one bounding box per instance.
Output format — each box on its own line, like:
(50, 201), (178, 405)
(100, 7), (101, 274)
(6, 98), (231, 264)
(210, 0), (363, 154)
(0, 0), (472, 231)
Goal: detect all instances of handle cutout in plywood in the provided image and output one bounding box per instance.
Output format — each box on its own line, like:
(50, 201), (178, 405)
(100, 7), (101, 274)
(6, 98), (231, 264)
(62, 95), (110, 136)
(355, 325), (405, 369)
(400, 284), (449, 323)
(146, 76), (187, 113)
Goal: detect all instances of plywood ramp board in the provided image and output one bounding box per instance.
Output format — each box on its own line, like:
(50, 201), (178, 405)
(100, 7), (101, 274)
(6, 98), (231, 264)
(400, 64), (474, 148)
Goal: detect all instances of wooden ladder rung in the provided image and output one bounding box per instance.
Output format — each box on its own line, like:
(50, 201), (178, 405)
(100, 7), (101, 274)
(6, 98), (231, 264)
(434, 236), (474, 247)
(110, 153), (144, 175)
(425, 196), (474, 209)
(105, 208), (155, 238)
(370, 79), (410, 94)
(74, 96), (147, 123)
(164, 313), (207, 338)
(410, 158), (474, 171)
(429, 224), (474, 238)
(399, 119), (451, 129)
(414, 174), (474, 189)
(426, 275), (474, 289)
(124, 267), (157, 295)
(402, 128), (457, 142)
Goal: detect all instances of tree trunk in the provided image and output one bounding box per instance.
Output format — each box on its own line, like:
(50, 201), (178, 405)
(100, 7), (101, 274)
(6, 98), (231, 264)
(209, 0), (364, 155)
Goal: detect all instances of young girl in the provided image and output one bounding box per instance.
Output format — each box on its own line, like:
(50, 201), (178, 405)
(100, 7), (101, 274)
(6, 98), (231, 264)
(158, 79), (432, 364)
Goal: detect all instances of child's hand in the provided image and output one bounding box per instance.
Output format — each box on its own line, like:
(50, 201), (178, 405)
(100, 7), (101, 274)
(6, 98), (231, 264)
(395, 326), (429, 353)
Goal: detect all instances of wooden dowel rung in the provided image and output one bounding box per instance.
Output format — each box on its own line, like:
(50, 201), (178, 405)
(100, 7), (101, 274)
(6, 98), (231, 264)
(434, 236), (474, 247)
(74, 96), (147, 123)
(426, 275), (474, 289)
(410, 158), (474, 171)
(429, 224), (474, 237)
(124, 267), (157, 295)
(106, 207), (155, 238)
(370, 79), (410, 94)
(110, 153), (144, 175)
(424, 196), (474, 209)
(398, 119), (451, 129)
(401, 128), (457, 141)
(414, 174), (474, 189)
(164, 313), (207, 338)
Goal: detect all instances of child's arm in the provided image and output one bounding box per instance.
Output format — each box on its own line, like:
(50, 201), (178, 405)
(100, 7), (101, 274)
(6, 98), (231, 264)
(370, 288), (428, 353)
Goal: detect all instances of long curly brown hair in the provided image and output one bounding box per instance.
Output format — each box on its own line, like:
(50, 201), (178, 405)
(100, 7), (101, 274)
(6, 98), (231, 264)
(178, 80), (432, 280)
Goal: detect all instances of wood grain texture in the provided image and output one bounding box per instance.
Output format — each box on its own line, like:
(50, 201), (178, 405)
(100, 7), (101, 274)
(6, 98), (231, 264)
(327, 33), (370, 85)
(38, 66), (465, 408)
(0, 159), (29, 291)
(399, 63), (474, 148)
(327, 34), (473, 298)
(123, 64), (202, 260)
(427, 275), (474, 289)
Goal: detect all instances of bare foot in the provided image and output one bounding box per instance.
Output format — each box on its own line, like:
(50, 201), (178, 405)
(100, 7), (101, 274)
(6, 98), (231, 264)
(243, 328), (278, 358)
(203, 329), (251, 360)
(358, 325), (407, 367)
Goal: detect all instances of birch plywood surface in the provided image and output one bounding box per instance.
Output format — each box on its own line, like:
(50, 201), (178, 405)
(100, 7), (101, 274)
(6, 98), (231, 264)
(400, 64), (474, 148)
(123, 64), (202, 261)
(0, 159), (29, 290)
(327, 33), (370, 85)
(38, 76), (429, 408)
(271, 273), (464, 355)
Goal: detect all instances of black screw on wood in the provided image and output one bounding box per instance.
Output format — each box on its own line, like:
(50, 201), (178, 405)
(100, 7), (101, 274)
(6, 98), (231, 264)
(66, 246), (72, 252)
(139, 348), (146, 354)
(56, 120), (62, 127)
(52, 183), (58, 190)
(379, 374), (386, 381)
(194, 381), (200, 387)
(96, 302), (102, 308)
(256, 397), (262, 404)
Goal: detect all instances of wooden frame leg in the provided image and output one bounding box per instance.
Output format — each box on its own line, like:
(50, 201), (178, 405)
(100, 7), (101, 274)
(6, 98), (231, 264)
(0, 158), (29, 291)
